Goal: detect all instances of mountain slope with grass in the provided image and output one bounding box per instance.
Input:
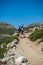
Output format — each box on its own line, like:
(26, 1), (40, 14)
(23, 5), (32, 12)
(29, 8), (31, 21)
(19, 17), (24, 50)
(24, 22), (43, 31)
(0, 22), (16, 35)
(0, 22), (43, 65)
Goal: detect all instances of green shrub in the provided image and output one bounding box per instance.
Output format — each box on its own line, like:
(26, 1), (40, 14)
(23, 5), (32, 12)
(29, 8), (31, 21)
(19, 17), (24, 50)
(0, 45), (8, 58)
(0, 47), (4, 58)
(0, 52), (4, 58)
(28, 29), (43, 41)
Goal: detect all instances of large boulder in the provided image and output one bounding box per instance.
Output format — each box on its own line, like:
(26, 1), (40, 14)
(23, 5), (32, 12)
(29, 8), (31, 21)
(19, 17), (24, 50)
(15, 56), (28, 65)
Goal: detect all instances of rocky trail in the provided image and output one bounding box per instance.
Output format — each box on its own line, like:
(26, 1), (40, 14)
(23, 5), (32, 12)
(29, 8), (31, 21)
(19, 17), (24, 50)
(17, 33), (43, 65)
(0, 33), (43, 65)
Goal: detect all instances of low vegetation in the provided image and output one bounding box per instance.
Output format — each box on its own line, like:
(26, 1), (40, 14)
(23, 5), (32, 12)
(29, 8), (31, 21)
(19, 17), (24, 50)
(28, 29), (43, 42)
(0, 36), (19, 45)
(0, 45), (8, 58)
(0, 35), (19, 59)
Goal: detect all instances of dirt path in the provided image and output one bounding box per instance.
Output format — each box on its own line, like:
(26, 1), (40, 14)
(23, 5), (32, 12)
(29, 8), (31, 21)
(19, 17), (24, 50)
(17, 33), (43, 65)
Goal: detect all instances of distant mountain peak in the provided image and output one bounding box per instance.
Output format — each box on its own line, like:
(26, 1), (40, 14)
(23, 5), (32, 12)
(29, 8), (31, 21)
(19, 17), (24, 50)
(0, 22), (16, 35)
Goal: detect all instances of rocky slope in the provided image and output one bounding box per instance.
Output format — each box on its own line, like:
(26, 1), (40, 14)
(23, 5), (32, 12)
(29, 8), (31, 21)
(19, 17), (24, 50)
(0, 38), (29, 65)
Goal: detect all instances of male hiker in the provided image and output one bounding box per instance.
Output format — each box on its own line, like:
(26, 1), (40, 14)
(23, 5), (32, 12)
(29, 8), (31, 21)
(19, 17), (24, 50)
(18, 25), (25, 38)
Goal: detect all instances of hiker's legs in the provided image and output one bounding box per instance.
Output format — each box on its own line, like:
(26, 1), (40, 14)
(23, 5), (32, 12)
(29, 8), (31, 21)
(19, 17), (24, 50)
(21, 30), (25, 37)
(19, 30), (22, 37)
(22, 30), (24, 35)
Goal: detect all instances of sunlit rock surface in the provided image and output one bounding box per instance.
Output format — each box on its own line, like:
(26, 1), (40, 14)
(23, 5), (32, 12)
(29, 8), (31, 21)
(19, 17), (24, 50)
(0, 39), (29, 65)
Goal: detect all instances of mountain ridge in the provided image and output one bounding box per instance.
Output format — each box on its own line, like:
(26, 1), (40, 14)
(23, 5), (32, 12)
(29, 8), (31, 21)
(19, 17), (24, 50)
(24, 22), (43, 31)
(0, 22), (16, 35)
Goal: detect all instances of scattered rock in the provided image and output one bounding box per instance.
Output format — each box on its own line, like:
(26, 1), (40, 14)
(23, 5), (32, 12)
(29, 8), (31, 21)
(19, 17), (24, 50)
(7, 39), (17, 48)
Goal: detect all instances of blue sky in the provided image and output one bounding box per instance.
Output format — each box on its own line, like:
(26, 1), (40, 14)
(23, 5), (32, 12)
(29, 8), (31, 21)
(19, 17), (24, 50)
(0, 0), (43, 28)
